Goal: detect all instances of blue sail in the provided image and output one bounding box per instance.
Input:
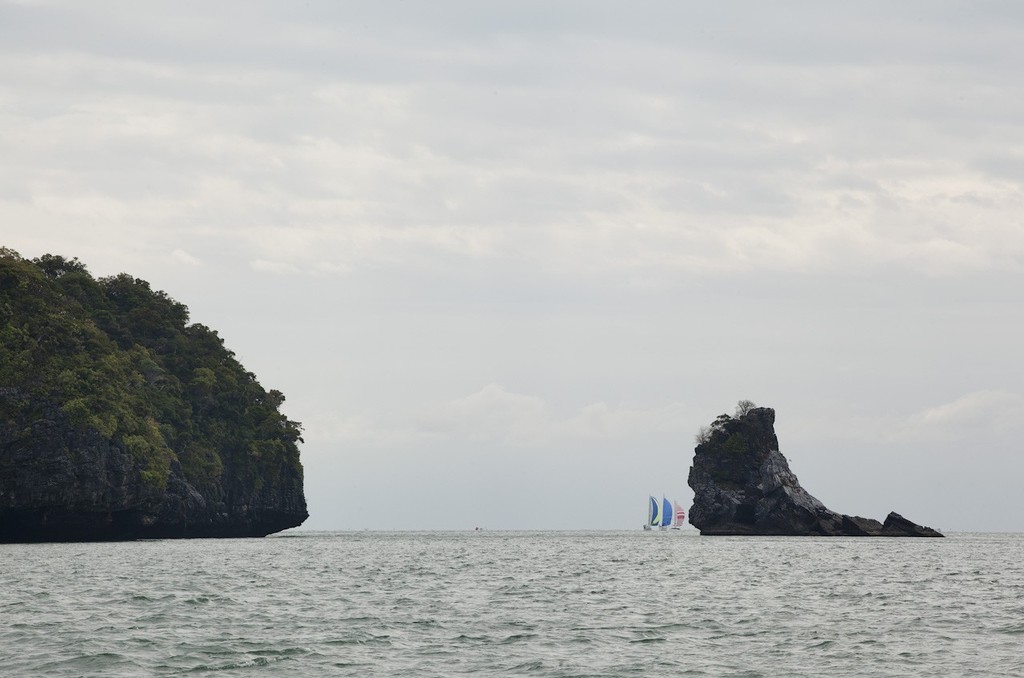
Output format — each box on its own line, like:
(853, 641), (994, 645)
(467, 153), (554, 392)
(661, 497), (673, 527)
(649, 496), (660, 526)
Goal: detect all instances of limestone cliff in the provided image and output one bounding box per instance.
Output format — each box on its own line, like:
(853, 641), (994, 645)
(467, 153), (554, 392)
(0, 249), (307, 542)
(687, 406), (942, 537)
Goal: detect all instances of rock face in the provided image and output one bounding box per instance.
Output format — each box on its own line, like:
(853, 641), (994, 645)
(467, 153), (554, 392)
(1, 393), (308, 544)
(687, 406), (942, 537)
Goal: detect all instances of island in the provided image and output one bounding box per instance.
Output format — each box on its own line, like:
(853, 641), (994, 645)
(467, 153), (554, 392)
(688, 402), (942, 537)
(0, 249), (308, 542)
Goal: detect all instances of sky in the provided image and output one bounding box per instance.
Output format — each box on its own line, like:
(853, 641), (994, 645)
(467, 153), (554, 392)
(2, 1), (1023, 532)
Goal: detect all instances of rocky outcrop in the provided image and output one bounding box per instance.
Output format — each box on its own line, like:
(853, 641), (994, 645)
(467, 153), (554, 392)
(0, 250), (308, 543)
(687, 406), (942, 537)
(1, 395), (307, 542)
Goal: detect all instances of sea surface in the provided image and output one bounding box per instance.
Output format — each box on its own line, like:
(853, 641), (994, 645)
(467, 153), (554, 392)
(2, 531), (1022, 676)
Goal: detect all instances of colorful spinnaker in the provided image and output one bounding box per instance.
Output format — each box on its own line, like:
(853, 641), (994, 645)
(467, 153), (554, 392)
(661, 497), (673, 528)
(673, 501), (685, 529)
(647, 495), (661, 528)
(646, 496), (686, 530)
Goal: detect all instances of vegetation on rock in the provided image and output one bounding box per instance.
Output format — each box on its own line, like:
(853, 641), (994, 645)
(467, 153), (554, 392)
(0, 248), (306, 541)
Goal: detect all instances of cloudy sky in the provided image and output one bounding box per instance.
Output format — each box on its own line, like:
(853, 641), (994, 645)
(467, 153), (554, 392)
(3, 1), (1023, 531)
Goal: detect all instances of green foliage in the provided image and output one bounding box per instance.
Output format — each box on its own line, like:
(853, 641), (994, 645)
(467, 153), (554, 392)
(0, 249), (304, 493)
(695, 413), (732, 443)
(178, 442), (223, 492)
(60, 398), (93, 429)
(33, 254), (88, 279)
(722, 431), (748, 459)
(709, 431), (749, 486)
(695, 400), (757, 445)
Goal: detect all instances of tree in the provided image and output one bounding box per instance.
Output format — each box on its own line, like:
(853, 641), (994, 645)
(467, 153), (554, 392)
(735, 399), (757, 417)
(32, 254), (88, 279)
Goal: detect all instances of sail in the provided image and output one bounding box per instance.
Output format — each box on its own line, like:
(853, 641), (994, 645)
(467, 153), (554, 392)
(648, 496), (661, 526)
(674, 501), (686, 526)
(661, 497), (672, 527)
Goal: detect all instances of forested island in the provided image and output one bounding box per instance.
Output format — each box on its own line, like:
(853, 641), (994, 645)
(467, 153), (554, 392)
(0, 248), (307, 542)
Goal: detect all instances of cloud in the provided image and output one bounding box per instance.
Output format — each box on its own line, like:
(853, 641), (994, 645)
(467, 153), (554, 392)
(302, 383), (693, 448)
(170, 248), (201, 266)
(561, 401), (692, 439)
(4, 4), (1024, 281)
(416, 383), (548, 442)
(915, 390), (1024, 430)
(891, 390), (1024, 443)
(249, 258), (299, 274)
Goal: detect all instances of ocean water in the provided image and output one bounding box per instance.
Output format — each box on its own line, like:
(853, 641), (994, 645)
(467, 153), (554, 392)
(1, 531), (1022, 677)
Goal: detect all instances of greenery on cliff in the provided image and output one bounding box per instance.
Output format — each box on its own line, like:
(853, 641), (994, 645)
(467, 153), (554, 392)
(0, 247), (303, 498)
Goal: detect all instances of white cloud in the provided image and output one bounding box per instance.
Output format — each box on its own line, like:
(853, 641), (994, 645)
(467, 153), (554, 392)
(249, 258), (299, 274)
(303, 383), (694, 448)
(300, 411), (423, 449)
(416, 383), (548, 442)
(561, 401), (692, 439)
(914, 390), (1024, 431)
(870, 390), (1024, 446)
(4, 7), (1024, 280)
(170, 248), (201, 266)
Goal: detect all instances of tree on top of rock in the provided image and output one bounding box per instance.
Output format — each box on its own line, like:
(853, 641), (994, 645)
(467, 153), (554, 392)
(734, 399), (757, 417)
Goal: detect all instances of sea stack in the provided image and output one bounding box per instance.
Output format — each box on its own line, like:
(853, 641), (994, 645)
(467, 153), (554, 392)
(0, 250), (308, 542)
(687, 404), (942, 537)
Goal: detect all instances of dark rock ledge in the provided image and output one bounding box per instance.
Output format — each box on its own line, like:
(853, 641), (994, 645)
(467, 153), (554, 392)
(0, 399), (307, 543)
(688, 406), (943, 537)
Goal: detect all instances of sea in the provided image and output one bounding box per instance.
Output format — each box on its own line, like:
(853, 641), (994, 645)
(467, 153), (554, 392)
(1, 530), (1022, 677)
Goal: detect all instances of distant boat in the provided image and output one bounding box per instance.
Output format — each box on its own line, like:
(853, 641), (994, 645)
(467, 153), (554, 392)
(644, 495), (660, 530)
(671, 501), (685, 530)
(645, 496), (677, 530)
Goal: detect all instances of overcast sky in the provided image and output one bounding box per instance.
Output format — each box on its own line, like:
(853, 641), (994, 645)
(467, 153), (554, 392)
(3, 1), (1023, 531)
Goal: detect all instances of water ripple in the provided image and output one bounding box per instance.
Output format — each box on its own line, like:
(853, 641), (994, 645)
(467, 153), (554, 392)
(2, 532), (1022, 676)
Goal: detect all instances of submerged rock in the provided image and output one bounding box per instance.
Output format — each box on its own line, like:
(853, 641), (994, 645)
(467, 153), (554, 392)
(687, 406), (942, 537)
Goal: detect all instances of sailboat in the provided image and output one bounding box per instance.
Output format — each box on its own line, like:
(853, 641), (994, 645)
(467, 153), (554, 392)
(671, 501), (685, 530)
(645, 496), (677, 530)
(644, 495), (661, 530)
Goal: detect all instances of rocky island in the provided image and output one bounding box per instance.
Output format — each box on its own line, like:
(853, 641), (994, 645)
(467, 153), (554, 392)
(0, 249), (307, 542)
(688, 402), (942, 537)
